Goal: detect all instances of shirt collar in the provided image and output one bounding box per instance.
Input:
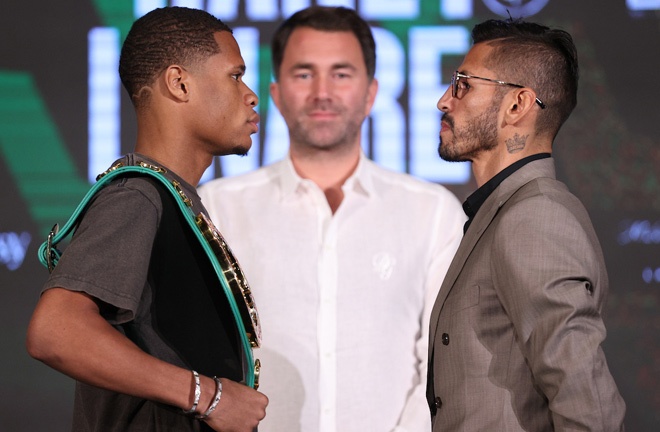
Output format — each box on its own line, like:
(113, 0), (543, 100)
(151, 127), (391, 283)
(278, 152), (375, 199)
(462, 152), (551, 233)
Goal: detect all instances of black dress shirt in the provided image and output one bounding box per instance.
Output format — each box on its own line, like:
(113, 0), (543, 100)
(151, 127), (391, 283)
(462, 153), (551, 234)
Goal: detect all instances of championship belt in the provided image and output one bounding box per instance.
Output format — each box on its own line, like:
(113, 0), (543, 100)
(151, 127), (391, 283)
(37, 161), (261, 389)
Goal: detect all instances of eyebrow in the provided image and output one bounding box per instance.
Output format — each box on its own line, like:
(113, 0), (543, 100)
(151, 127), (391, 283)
(228, 64), (246, 76)
(331, 62), (357, 71)
(290, 62), (358, 72)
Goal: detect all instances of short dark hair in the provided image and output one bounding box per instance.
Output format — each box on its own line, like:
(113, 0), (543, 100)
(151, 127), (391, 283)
(271, 6), (376, 81)
(472, 19), (579, 138)
(119, 7), (232, 107)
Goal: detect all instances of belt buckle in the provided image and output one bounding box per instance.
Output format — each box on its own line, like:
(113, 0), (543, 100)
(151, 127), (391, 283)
(46, 223), (60, 273)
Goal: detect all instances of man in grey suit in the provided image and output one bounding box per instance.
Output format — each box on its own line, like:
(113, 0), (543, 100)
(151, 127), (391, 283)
(426, 18), (626, 431)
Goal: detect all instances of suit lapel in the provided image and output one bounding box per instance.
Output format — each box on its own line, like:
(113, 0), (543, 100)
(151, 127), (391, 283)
(428, 158), (557, 353)
(428, 193), (501, 345)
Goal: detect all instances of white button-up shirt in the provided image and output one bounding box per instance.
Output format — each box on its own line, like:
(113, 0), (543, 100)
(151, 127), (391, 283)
(198, 154), (465, 432)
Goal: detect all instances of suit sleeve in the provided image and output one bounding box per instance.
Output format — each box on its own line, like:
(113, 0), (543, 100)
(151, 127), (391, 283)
(491, 193), (625, 431)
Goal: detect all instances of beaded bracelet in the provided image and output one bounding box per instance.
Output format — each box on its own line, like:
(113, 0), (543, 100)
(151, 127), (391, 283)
(182, 370), (201, 414)
(196, 377), (222, 420)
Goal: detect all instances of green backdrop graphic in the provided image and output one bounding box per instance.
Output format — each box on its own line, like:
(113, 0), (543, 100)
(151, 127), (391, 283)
(0, 71), (90, 238)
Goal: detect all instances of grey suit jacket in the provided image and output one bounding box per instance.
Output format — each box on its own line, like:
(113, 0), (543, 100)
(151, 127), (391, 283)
(427, 158), (625, 431)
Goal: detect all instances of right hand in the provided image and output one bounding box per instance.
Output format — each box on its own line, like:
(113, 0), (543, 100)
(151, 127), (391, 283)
(203, 379), (268, 432)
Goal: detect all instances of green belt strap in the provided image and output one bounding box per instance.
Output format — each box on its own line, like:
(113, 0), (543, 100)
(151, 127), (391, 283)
(37, 162), (258, 388)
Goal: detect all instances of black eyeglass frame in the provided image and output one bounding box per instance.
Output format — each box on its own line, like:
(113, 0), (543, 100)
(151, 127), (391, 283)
(451, 71), (546, 109)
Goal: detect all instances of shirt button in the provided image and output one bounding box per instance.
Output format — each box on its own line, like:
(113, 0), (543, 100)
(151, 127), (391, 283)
(435, 397), (442, 409)
(441, 333), (450, 345)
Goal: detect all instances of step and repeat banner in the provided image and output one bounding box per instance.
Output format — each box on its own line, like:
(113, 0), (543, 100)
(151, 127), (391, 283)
(1, 0), (659, 429)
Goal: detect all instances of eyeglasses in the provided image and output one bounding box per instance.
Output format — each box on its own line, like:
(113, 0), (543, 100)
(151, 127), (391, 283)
(451, 71), (546, 109)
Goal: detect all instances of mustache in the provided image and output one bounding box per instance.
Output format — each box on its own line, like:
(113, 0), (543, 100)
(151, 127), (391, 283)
(441, 113), (454, 128)
(306, 100), (342, 114)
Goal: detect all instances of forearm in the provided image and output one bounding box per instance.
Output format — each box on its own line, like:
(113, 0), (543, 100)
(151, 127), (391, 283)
(26, 287), (199, 410)
(27, 287), (268, 431)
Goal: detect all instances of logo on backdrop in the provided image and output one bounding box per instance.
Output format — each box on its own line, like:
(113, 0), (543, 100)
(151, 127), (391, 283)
(0, 231), (31, 271)
(482, 0), (550, 17)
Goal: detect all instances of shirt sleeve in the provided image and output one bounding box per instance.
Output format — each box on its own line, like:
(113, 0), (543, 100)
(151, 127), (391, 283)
(43, 177), (161, 324)
(394, 190), (466, 432)
(491, 194), (625, 431)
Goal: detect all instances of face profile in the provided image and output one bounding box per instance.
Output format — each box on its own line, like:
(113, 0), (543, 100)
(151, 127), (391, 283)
(184, 31), (260, 157)
(437, 43), (500, 163)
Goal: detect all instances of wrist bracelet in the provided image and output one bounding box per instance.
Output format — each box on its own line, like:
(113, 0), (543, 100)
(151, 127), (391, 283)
(182, 370), (201, 414)
(196, 377), (222, 420)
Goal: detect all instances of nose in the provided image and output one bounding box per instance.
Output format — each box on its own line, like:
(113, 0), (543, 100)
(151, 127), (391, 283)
(437, 85), (452, 113)
(244, 84), (259, 107)
(312, 75), (330, 100)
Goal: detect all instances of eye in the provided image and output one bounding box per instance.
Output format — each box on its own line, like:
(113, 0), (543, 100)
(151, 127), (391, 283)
(231, 73), (242, 81)
(292, 71), (311, 80)
(456, 78), (470, 90)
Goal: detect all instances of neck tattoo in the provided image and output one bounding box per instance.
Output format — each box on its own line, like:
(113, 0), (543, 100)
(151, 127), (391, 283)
(506, 133), (528, 154)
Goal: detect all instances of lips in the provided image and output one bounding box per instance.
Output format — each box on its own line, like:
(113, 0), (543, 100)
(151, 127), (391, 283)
(248, 112), (260, 132)
(440, 115), (453, 133)
(306, 102), (341, 119)
(440, 121), (452, 133)
(308, 110), (339, 119)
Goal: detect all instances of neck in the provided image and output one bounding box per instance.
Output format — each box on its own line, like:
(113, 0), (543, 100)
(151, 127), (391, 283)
(290, 143), (361, 214)
(134, 120), (211, 187)
(471, 132), (552, 187)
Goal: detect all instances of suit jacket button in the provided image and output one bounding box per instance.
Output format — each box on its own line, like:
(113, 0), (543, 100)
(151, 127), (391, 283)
(435, 397), (442, 409)
(442, 333), (450, 345)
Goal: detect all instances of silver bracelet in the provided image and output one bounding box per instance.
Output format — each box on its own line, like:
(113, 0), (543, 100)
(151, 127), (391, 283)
(196, 377), (222, 420)
(182, 370), (201, 414)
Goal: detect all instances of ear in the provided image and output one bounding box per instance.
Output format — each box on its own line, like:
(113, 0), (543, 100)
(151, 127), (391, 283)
(503, 88), (538, 126)
(364, 78), (379, 116)
(270, 81), (281, 111)
(163, 65), (190, 102)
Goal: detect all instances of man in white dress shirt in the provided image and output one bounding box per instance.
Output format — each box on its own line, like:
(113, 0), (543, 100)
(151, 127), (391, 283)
(198, 6), (465, 431)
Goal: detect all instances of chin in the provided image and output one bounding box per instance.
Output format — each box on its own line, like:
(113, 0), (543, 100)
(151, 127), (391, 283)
(438, 141), (456, 162)
(229, 139), (252, 156)
(438, 146), (470, 163)
(212, 142), (250, 157)
(224, 146), (250, 156)
(231, 145), (250, 157)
